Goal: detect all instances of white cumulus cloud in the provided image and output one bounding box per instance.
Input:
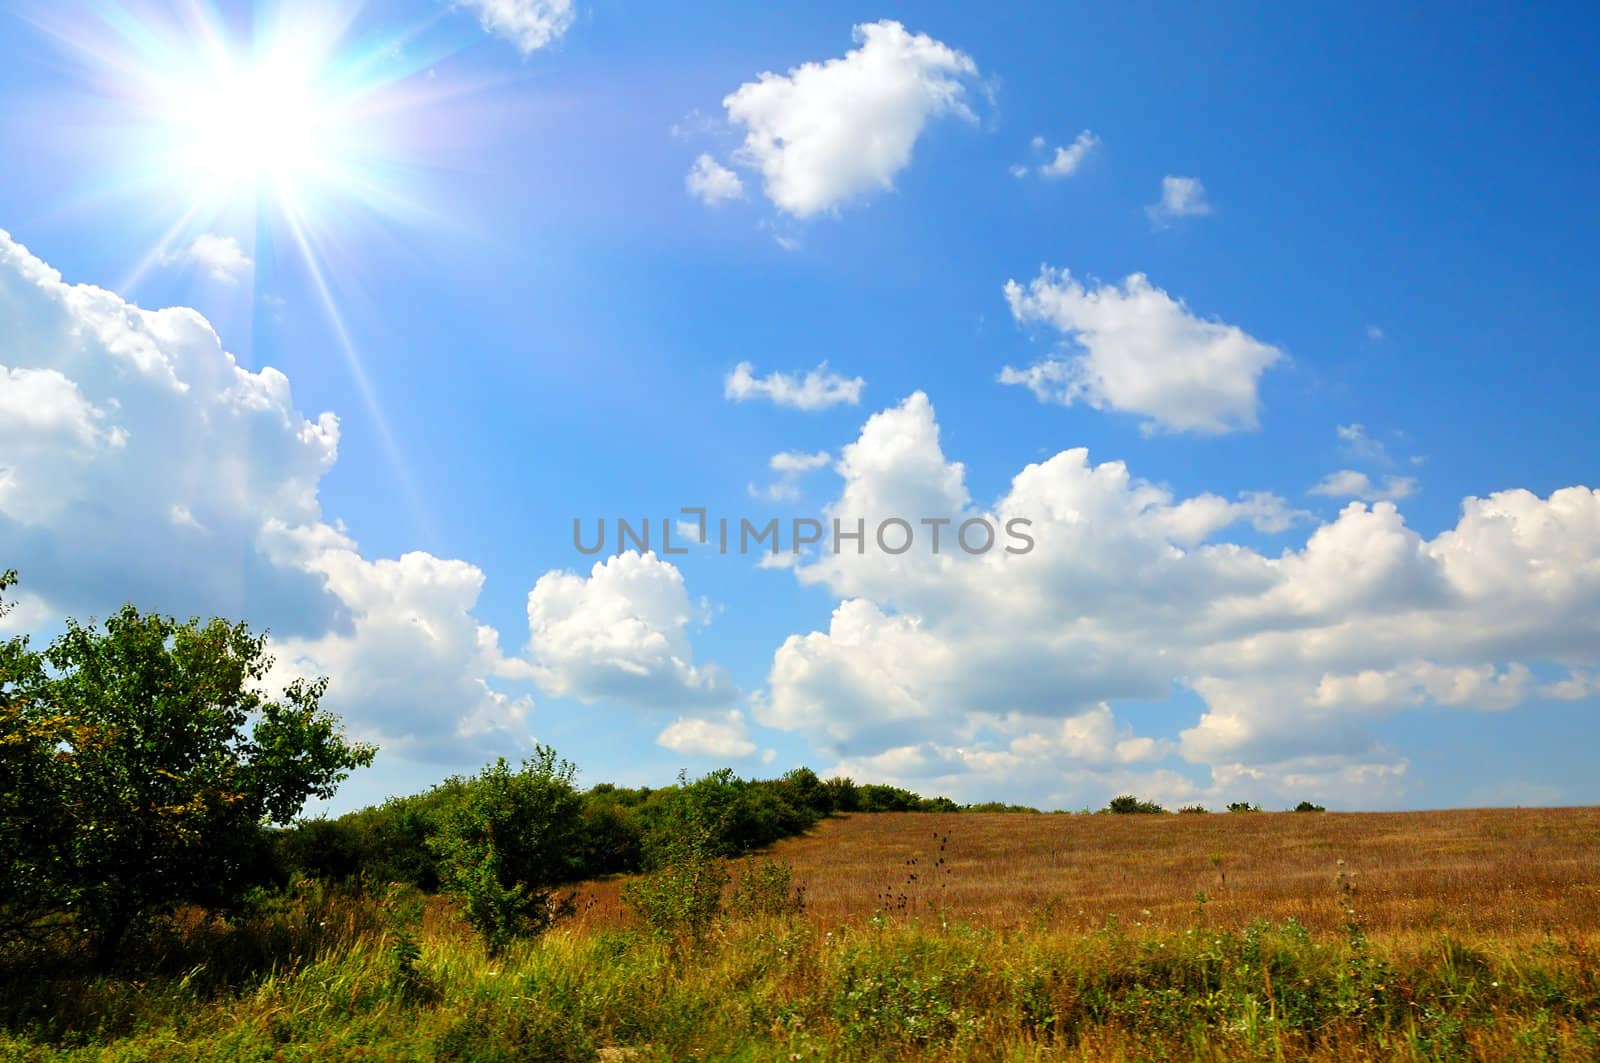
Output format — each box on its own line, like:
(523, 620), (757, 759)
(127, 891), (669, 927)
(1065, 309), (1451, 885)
(657, 711), (758, 758)
(753, 391), (1600, 808)
(1002, 267), (1284, 435)
(0, 229), (534, 762)
(525, 551), (736, 709)
(716, 20), (980, 217)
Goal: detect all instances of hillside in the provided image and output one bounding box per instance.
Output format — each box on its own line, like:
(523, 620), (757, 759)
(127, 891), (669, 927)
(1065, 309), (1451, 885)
(574, 807), (1600, 939)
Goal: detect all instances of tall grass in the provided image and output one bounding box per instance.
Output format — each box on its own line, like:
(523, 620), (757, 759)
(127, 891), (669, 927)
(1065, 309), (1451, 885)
(3, 910), (1596, 1060)
(3, 810), (1598, 1060)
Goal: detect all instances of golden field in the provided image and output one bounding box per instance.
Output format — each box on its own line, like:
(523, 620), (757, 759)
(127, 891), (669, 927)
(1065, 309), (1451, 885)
(573, 807), (1600, 940)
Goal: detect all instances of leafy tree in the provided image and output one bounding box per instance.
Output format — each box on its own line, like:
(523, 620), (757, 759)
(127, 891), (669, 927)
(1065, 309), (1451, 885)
(427, 750), (585, 953)
(1227, 802), (1263, 813)
(779, 766), (833, 817)
(824, 776), (861, 812)
(1294, 801), (1326, 813)
(0, 586), (374, 962)
(0, 570), (73, 949)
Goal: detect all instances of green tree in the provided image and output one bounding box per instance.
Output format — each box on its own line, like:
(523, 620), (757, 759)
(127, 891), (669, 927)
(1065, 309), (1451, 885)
(427, 749), (585, 953)
(0, 570), (73, 950)
(0, 585), (374, 962)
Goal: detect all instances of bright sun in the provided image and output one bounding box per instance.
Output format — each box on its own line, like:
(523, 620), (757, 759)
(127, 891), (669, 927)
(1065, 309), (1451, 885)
(69, 5), (427, 221)
(172, 58), (331, 198)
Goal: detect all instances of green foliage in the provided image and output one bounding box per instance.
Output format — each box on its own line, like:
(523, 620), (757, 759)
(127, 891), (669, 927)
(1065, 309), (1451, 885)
(378, 883), (431, 1002)
(426, 749), (584, 953)
(963, 801), (1043, 813)
(1178, 804), (1210, 814)
(277, 785), (463, 891)
(576, 800), (643, 877)
(728, 859), (806, 918)
(623, 771), (761, 944)
(824, 775), (862, 811)
(622, 841), (728, 947)
(1228, 801), (1263, 813)
(778, 766), (833, 817)
(0, 574), (70, 953)
(1295, 800), (1327, 812)
(851, 782), (958, 812)
(0, 581), (373, 962)
(1105, 794), (1167, 814)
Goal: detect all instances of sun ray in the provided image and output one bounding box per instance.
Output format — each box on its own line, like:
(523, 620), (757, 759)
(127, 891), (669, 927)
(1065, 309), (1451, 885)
(279, 199), (434, 540)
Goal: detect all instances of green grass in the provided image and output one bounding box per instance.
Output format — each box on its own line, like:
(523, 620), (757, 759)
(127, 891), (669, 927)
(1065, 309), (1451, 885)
(3, 901), (1597, 1061)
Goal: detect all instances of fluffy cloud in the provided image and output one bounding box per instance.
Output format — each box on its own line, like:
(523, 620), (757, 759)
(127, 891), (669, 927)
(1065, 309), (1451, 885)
(262, 524), (537, 761)
(757, 391), (1600, 806)
(0, 230), (339, 630)
(1002, 267), (1284, 435)
(714, 20), (980, 217)
(657, 711), (758, 758)
(725, 361), (863, 410)
(526, 551), (735, 709)
(1146, 175), (1212, 225)
(166, 233), (253, 285)
(1037, 130), (1099, 179)
(1309, 469), (1418, 502)
(0, 229), (542, 762)
(686, 154), (744, 206)
(456, 0), (574, 54)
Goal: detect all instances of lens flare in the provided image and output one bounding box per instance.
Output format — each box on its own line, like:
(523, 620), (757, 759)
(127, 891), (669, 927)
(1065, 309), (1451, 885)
(25, 2), (463, 254)
(19, 1), (480, 536)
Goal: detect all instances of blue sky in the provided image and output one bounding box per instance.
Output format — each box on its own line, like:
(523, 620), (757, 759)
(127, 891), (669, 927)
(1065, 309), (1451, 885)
(1, 0), (1597, 812)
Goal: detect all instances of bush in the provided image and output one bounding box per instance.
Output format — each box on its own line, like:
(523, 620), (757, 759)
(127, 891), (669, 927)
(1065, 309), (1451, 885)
(427, 750), (584, 953)
(729, 859), (806, 918)
(1227, 802), (1263, 813)
(857, 784), (930, 812)
(622, 826), (728, 946)
(1294, 801), (1327, 813)
(1178, 804), (1210, 814)
(576, 801), (643, 877)
(1106, 795), (1167, 814)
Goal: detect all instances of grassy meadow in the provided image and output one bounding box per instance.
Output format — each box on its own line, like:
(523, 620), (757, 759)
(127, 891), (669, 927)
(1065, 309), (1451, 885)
(3, 807), (1598, 1061)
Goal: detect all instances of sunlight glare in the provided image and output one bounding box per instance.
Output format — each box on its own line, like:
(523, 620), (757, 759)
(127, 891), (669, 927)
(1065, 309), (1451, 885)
(173, 55), (329, 198)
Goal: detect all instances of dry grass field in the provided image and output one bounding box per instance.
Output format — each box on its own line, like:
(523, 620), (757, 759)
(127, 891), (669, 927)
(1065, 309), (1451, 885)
(6, 808), (1600, 1059)
(573, 807), (1600, 940)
